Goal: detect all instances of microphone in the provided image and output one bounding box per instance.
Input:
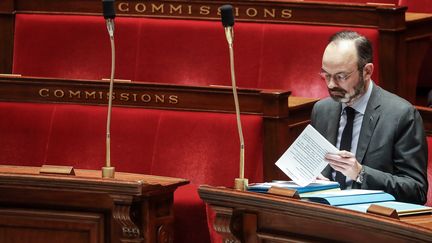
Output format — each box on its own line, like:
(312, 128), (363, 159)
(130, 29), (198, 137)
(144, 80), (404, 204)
(102, 0), (116, 178)
(221, 5), (234, 28)
(221, 5), (234, 46)
(220, 5), (248, 191)
(103, 0), (116, 19)
(103, 0), (115, 38)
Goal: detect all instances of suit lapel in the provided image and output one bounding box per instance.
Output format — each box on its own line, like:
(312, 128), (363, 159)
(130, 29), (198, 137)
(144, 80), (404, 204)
(327, 102), (342, 146)
(356, 85), (381, 164)
(322, 102), (341, 178)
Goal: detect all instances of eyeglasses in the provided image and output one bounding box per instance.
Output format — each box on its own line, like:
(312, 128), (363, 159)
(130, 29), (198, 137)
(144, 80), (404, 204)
(318, 69), (357, 83)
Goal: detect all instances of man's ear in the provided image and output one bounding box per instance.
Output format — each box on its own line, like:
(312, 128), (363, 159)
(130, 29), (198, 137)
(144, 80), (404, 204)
(363, 63), (374, 80)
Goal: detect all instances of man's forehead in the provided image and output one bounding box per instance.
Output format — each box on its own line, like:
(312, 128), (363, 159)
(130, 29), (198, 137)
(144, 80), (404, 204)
(322, 40), (357, 68)
(325, 40), (356, 57)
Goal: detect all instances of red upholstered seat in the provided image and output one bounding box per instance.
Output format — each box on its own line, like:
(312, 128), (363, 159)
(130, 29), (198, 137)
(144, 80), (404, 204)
(0, 101), (263, 242)
(426, 136), (432, 206)
(173, 185), (211, 241)
(13, 14), (380, 99)
(0, 102), (53, 164)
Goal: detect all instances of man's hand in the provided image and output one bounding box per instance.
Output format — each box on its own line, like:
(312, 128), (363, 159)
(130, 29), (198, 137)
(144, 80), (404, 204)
(325, 151), (362, 180)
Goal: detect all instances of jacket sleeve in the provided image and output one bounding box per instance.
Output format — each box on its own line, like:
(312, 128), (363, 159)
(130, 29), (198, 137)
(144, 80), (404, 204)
(357, 107), (428, 205)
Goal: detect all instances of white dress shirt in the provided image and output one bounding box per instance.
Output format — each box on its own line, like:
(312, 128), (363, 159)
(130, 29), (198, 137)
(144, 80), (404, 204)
(332, 81), (373, 188)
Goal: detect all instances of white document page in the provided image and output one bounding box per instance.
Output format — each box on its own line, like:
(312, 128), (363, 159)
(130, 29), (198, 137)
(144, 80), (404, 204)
(275, 124), (339, 187)
(300, 189), (384, 197)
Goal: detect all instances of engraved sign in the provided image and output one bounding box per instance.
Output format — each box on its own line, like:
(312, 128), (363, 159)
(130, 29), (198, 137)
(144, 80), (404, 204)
(117, 1), (293, 22)
(38, 88), (179, 105)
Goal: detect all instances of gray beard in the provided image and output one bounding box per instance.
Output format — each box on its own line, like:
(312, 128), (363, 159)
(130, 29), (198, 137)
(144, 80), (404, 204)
(329, 75), (366, 104)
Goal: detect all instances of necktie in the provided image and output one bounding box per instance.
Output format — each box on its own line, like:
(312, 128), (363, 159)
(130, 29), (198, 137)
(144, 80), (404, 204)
(336, 106), (356, 189)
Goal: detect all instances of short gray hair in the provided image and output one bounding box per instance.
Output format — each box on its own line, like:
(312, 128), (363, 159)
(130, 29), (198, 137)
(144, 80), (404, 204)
(329, 30), (373, 70)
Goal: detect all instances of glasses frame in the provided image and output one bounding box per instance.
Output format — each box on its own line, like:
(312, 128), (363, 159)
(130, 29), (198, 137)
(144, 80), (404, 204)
(318, 69), (358, 84)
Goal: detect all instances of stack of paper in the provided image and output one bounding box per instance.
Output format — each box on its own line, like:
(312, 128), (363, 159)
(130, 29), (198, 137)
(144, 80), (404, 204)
(247, 180), (339, 194)
(339, 201), (432, 216)
(300, 189), (394, 206)
(300, 189), (432, 216)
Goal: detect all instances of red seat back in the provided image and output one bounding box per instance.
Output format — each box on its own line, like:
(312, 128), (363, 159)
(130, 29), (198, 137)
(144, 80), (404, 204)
(399, 0), (432, 13)
(0, 101), (263, 242)
(13, 14), (380, 98)
(426, 136), (432, 206)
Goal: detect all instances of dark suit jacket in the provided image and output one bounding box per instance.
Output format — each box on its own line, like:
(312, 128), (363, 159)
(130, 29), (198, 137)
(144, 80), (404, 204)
(311, 85), (428, 204)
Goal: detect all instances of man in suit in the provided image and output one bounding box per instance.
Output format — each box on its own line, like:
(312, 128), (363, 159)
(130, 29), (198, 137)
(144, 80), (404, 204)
(311, 30), (428, 204)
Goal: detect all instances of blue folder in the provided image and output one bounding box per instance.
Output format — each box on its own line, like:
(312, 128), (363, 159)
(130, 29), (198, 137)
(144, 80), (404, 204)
(247, 180), (340, 194)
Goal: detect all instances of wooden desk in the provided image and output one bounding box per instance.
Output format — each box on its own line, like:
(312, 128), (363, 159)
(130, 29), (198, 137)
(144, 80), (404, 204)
(0, 165), (188, 243)
(199, 185), (432, 242)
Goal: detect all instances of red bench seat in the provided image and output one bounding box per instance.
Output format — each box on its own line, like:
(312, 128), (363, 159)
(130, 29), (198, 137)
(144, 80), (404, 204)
(13, 14), (380, 99)
(0, 101), (263, 242)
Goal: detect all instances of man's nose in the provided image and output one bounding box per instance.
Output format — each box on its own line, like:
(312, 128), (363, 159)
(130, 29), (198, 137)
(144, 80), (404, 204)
(327, 77), (337, 89)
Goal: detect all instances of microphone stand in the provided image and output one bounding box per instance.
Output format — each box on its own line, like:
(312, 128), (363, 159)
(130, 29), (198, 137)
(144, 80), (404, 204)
(102, 18), (115, 178)
(224, 26), (248, 191)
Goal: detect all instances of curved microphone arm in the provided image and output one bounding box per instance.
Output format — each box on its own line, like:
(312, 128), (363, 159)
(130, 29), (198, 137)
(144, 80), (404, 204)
(103, 18), (116, 178)
(225, 26), (248, 190)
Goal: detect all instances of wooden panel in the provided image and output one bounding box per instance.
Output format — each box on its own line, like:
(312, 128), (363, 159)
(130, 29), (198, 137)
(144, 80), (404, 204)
(0, 0), (14, 73)
(0, 165), (188, 243)
(0, 76), (289, 117)
(0, 209), (104, 243)
(0, 0), (14, 12)
(0, 14), (14, 74)
(199, 185), (432, 242)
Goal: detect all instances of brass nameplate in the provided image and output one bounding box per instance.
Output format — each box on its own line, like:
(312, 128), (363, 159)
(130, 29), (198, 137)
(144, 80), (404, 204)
(268, 186), (300, 199)
(367, 204), (399, 219)
(0, 73), (22, 77)
(40, 165), (75, 176)
(101, 78), (132, 83)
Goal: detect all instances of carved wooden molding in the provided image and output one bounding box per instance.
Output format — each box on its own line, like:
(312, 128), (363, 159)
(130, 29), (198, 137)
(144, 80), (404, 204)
(211, 205), (243, 243)
(111, 194), (144, 242)
(157, 224), (173, 243)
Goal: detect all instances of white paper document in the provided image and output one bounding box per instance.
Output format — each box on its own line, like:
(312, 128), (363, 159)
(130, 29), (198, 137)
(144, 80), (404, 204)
(275, 124), (339, 187)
